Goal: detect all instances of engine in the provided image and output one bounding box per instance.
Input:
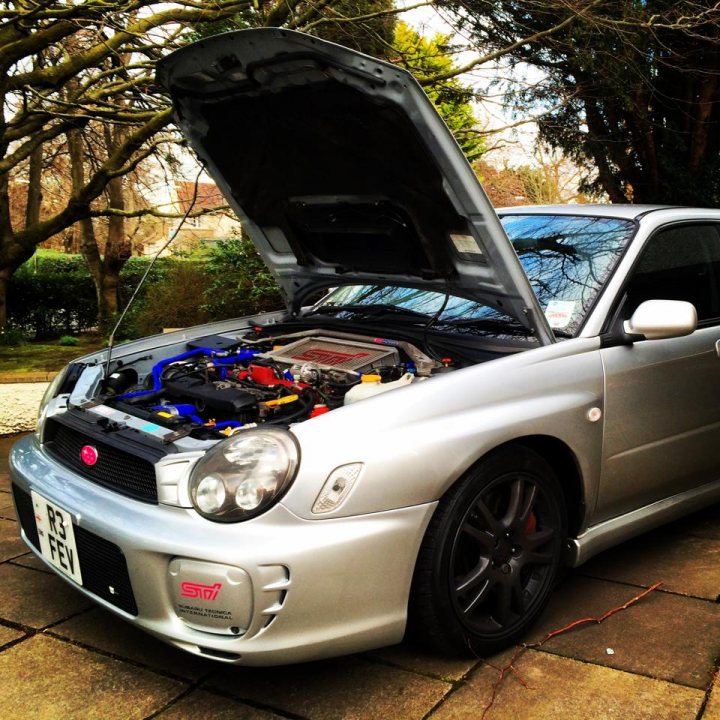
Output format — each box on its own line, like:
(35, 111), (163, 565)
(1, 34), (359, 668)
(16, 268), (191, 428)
(102, 330), (443, 439)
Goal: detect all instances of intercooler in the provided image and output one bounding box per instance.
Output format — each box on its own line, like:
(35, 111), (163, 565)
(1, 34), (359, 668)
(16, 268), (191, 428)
(263, 336), (399, 374)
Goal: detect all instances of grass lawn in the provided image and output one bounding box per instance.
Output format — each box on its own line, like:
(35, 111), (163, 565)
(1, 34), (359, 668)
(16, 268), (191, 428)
(0, 335), (107, 375)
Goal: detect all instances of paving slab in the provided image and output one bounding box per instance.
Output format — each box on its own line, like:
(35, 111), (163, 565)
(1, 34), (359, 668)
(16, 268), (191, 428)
(207, 655), (451, 720)
(0, 623), (25, 648)
(581, 530), (720, 601)
(431, 649), (704, 720)
(0, 634), (185, 720)
(668, 503), (720, 541)
(0, 562), (92, 628)
(52, 607), (215, 681)
(365, 643), (478, 681)
(0, 491), (16, 518)
(702, 671), (720, 719)
(9, 551), (53, 573)
(0, 434), (17, 474)
(0, 517), (27, 561)
(155, 689), (285, 719)
(526, 574), (719, 689)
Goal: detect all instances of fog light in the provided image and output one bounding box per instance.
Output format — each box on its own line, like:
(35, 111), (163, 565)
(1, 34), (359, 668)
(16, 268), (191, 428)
(313, 463), (363, 514)
(196, 475), (226, 514)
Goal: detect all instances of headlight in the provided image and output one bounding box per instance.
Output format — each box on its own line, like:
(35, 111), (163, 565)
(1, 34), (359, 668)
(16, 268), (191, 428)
(189, 429), (300, 522)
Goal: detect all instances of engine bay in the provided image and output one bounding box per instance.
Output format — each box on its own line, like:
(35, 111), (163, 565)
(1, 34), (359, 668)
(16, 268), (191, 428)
(98, 326), (449, 440)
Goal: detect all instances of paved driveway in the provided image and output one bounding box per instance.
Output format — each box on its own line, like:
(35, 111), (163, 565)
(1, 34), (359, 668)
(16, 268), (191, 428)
(1, 432), (719, 720)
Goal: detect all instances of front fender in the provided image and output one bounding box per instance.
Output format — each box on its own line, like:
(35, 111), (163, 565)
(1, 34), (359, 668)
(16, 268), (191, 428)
(284, 338), (604, 521)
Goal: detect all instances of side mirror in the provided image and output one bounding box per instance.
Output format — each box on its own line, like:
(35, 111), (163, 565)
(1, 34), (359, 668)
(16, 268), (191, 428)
(623, 300), (697, 341)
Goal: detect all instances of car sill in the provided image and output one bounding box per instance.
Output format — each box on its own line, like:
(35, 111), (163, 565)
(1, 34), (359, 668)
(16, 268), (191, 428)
(568, 479), (720, 566)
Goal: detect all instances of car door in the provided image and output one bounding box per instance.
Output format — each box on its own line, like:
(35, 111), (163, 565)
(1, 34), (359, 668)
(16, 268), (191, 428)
(597, 222), (720, 522)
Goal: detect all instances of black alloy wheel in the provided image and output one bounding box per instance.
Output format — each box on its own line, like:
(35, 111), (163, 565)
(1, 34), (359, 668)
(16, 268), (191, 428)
(409, 445), (567, 656)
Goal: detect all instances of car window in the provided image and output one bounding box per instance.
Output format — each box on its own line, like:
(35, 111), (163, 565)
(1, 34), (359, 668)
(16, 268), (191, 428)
(500, 214), (634, 334)
(624, 224), (720, 323)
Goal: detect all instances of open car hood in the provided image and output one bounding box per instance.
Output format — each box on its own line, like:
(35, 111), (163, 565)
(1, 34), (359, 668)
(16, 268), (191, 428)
(158, 29), (554, 344)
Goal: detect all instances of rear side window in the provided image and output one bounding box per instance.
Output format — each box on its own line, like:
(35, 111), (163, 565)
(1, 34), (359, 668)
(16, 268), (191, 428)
(625, 224), (720, 323)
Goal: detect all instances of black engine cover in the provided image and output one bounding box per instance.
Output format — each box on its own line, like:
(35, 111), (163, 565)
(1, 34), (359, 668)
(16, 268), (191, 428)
(165, 377), (258, 416)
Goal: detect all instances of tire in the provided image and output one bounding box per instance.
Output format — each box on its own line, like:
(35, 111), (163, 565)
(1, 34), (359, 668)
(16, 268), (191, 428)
(408, 444), (567, 656)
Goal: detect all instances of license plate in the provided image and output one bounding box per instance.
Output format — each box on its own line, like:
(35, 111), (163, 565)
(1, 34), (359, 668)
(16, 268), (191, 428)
(31, 491), (83, 586)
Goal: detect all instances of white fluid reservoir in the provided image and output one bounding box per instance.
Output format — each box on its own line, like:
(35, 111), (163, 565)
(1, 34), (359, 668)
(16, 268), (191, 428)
(344, 372), (414, 405)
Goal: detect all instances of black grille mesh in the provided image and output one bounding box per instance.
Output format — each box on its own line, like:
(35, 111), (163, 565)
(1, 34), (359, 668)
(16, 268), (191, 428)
(74, 525), (138, 615)
(45, 420), (158, 503)
(12, 484), (138, 616)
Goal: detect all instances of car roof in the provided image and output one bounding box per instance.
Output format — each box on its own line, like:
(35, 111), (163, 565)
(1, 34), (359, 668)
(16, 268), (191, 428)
(496, 204), (679, 220)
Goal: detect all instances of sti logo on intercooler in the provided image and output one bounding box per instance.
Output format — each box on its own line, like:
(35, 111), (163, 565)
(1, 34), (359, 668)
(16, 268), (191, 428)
(291, 349), (370, 365)
(180, 581), (222, 601)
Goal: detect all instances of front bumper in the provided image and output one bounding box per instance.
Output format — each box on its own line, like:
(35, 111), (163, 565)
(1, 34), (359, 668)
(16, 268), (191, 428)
(10, 435), (435, 665)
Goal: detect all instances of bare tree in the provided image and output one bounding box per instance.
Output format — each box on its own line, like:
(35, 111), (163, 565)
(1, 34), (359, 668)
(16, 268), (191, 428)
(437, 0), (720, 204)
(0, 0), (593, 329)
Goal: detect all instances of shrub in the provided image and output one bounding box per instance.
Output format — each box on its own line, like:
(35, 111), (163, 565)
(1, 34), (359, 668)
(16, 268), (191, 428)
(122, 261), (212, 337)
(0, 327), (28, 346)
(7, 254), (172, 339)
(201, 234), (282, 318)
(9, 259), (97, 338)
(6, 238), (283, 341)
(58, 335), (80, 346)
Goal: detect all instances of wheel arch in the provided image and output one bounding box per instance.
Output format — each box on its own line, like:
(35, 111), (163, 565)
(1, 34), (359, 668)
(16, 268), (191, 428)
(490, 435), (586, 539)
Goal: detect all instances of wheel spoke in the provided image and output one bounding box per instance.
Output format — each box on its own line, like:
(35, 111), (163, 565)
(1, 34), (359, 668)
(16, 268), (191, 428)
(459, 521), (495, 551)
(518, 483), (538, 526)
(462, 578), (493, 615)
(502, 478), (523, 529)
(455, 558), (491, 593)
(527, 548), (554, 564)
(526, 527), (555, 550)
(525, 528), (555, 564)
(474, 498), (503, 535)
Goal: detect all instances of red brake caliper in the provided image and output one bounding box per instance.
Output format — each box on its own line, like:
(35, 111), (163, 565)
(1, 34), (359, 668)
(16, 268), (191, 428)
(525, 512), (537, 535)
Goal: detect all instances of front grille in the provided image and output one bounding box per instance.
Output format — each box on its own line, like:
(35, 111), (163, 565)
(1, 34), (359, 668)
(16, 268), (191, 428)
(12, 484), (39, 548)
(44, 419), (158, 503)
(12, 484), (138, 616)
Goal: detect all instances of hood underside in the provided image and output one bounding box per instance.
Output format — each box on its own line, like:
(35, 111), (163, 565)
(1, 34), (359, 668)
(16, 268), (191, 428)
(157, 29), (553, 344)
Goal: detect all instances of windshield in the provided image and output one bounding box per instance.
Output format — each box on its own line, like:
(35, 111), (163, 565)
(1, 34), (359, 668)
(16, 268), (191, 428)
(310, 214), (635, 337)
(309, 285), (525, 336)
(502, 214), (634, 333)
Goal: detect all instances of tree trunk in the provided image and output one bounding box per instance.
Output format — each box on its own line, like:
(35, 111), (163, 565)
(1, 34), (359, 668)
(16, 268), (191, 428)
(99, 273), (120, 324)
(0, 265), (10, 330)
(25, 145), (43, 228)
(97, 123), (129, 331)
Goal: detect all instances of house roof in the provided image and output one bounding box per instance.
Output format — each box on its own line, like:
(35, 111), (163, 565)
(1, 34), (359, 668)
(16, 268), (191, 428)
(175, 181), (226, 213)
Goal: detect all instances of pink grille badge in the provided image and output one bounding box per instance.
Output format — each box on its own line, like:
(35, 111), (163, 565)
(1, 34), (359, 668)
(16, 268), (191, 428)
(80, 445), (98, 466)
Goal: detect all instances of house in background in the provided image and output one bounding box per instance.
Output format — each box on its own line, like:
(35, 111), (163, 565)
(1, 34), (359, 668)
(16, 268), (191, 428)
(140, 180), (241, 256)
(28, 175), (241, 257)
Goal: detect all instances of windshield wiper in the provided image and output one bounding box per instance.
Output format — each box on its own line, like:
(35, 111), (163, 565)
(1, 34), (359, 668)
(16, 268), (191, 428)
(303, 303), (431, 322)
(438, 317), (533, 337)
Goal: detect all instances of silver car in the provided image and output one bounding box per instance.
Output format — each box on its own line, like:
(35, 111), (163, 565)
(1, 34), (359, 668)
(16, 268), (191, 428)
(10, 29), (720, 665)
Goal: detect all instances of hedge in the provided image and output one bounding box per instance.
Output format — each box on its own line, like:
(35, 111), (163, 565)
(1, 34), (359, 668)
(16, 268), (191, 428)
(8, 256), (174, 339)
(7, 240), (283, 340)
